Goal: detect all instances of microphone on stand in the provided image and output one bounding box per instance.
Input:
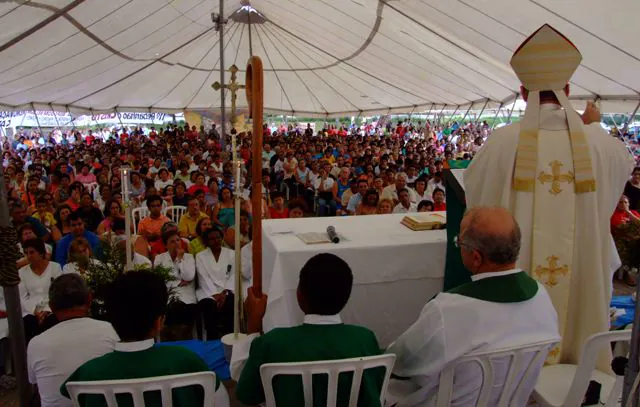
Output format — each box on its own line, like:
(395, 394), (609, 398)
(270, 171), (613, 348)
(327, 226), (340, 244)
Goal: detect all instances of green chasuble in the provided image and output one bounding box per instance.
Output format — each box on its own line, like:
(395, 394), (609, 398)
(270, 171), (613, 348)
(61, 345), (217, 407)
(443, 161), (471, 290)
(236, 324), (385, 407)
(447, 271), (539, 303)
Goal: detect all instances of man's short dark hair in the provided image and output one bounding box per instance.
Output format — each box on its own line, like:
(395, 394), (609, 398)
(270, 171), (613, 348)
(112, 217), (126, 233)
(633, 167), (640, 175)
(68, 211), (84, 223)
(288, 199), (307, 213)
(106, 271), (168, 341)
(146, 194), (163, 208)
(49, 274), (89, 311)
(417, 200), (434, 211)
(298, 253), (353, 315)
(202, 227), (223, 242)
(22, 238), (46, 256)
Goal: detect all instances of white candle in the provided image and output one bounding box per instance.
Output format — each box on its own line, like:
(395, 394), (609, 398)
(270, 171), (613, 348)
(120, 167), (133, 271)
(233, 159), (242, 338)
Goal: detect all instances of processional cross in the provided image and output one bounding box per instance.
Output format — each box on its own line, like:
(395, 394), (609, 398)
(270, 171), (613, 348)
(212, 64), (247, 334)
(534, 255), (569, 287)
(537, 160), (574, 195)
(212, 64), (245, 129)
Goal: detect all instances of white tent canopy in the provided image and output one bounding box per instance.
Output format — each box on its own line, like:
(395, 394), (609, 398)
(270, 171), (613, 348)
(0, 0), (638, 118)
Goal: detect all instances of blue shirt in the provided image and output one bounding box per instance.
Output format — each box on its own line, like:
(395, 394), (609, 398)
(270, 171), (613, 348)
(54, 230), (102, 267)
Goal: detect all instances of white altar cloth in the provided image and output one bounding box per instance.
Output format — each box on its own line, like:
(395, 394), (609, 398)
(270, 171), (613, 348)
(261, 213), (447, 346)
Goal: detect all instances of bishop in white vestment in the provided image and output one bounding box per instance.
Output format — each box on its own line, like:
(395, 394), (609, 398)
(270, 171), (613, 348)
(464, 25), (635, 370)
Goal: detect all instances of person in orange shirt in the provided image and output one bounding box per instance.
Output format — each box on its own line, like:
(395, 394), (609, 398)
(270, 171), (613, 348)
(137, 195), (171, 243)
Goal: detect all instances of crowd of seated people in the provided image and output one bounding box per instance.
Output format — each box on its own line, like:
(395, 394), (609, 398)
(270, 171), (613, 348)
(4, 118), (640, 405)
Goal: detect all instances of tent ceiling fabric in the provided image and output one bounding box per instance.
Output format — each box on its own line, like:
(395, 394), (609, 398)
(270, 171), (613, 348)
(0, 0), (638, 117)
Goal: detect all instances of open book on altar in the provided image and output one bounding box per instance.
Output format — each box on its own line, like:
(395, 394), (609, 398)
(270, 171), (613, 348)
(401, 212), (447, 231)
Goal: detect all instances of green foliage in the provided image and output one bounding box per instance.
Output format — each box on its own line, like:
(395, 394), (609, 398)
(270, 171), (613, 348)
(82, 237), (176, 318)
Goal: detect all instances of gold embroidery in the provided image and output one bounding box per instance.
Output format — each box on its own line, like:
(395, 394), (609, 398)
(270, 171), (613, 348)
(544, 345), (561, 366)
(534, 255), (569, 287)
(537, 160), (574, 195)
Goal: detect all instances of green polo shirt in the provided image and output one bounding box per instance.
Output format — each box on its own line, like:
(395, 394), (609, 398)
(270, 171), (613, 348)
(236, 318), (385, 407)
(61, 339), (218, 407)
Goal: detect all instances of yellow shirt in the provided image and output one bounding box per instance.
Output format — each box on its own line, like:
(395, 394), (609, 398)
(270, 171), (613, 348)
(178, 211), (209, 238)
(32, 212), (56, 229)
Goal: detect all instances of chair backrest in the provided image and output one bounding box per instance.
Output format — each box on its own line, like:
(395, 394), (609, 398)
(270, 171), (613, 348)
(163, 205), (187, 222)
(436, 339), (558, 407)
(260, 354), (395, 407)
(66, 371), (216, 407)
(131, 207), (149, 235)
(85, 182), (98, 194)
(561, 329), (632, 407)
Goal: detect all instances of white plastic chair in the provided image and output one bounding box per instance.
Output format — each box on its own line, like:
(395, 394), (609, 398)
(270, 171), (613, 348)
(66, 371), (217, 407)
(532, 330), (632, 407)
(163, 205), (187, 222)
(84, 182), (98, 194)
(435, 339), (557, 407)
(259, 354), (395, 407)
(131, 207), (149, 235)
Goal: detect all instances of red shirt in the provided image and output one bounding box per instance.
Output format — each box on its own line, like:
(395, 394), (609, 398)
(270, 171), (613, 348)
(611, 209), (640, 229)
(187, 184), (209, 195)
(269, 207), (289, 219)
(434, 202), (446, 211)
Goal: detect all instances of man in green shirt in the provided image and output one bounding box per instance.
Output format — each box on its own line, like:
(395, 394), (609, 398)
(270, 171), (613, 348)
(235, 253), (385, 406)
(61, 271), (229, 407)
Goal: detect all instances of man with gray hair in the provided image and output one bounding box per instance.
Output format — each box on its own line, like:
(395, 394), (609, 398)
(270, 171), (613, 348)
(27, 274), (118, 407)
(381, 172), (417, 205)
(386, 207), (560, 406)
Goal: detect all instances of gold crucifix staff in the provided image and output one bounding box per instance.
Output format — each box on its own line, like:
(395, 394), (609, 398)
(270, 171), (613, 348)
(212, 64), (245, 132)
(213, 64), (247, 338)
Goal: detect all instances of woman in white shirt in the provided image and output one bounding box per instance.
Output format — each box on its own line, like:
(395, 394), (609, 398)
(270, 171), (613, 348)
(19, 238), (62, 342)
(195, 228), (235, 339)
(154, 230), (198, 329)
(62, 236), (103, 275)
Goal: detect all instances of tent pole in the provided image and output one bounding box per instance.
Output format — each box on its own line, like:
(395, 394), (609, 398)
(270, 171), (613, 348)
(447, 105), (460, 126)
(0, 163), (31, 406)
(49, 103), (60, 129)
(437, 105), (446, 126)
(506, 94), (519, 123)
(609, 113), (620, 129)
(490, 103), (504, 130)
(460, 104), (473, 123)
(408, 105), (417, 123)
(115, 108), (125, 130)
(31, 103), (43, 136)
(65, 106), (76, 131)
(627, 101), (640, 124)
(247, 3), (253, 57)
(217, 0), (227, 151)
(476, 99), (489, 124)
(425, 104), (434, 124)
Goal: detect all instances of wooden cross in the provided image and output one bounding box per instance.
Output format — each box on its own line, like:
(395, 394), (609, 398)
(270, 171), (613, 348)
(212, 64), (245, 128)
(534, 255), (569, 287)
(537, 160), (574, 195)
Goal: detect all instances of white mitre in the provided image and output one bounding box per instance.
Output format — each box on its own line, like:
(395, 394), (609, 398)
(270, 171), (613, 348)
(510, 24), (596, 194)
